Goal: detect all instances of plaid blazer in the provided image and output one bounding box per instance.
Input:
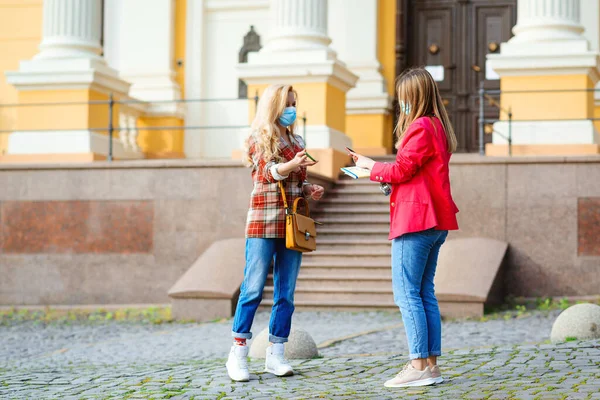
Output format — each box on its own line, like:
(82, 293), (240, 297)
(245, 132), (308, 238)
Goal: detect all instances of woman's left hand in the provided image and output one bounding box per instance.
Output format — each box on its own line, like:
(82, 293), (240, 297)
(349, 151), (376, 171)
(305, 184), (325, 200)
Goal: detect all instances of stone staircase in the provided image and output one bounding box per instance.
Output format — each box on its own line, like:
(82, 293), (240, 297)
(173, 158), (504, 319)
(261, 165), (397, 311)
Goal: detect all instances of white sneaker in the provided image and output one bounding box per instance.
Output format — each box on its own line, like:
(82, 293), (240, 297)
(265, 343), (294, 377)
(226, 345), (250, 382)
(384, 362), (436, 388)
(431, 365), (444, 384)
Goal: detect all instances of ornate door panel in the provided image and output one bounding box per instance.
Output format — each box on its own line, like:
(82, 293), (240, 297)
(468, 0), (516, 151)
(399, 0), (516, 152)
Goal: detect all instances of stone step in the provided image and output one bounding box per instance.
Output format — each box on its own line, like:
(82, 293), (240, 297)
(267, 274), (392, 290)
(314, 208), (389, 215)
(263, 286), (395, 303)
(328, 187), (382, 196)
(319, 189), (390, 200)
(316, 204), (389, 213)
(325, 194), (387, 203)
(259, 299), (481, 318)
(314, 222), (390, 232)
(297, 265), (391, 277)
(317, 226), (389, 235)
(301, 258), (390, 268)
(318, 239), (391, 250)
(315, 215), (390, 225)
(334, 179), (379, 187)
(317, 227), (389, 240)
(317, 197), (390, 211)
(259, 299), (397, 312)
(303, 249), (390, 258)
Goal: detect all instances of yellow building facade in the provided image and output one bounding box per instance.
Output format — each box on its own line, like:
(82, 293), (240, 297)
(0, 0), (396, 173)
(1, 0), (599, 174)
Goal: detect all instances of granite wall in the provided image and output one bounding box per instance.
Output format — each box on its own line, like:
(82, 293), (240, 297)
(0, 160), (253, 305)
(0, 155), (599, 305)
(449, 155), (600, 298)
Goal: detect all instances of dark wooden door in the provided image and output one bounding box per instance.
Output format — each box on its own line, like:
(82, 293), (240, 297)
(399, 0), (516, 152)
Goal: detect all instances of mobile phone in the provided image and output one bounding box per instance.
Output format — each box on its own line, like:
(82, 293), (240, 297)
(345, 146), (356, 153)
(305, 151), (317, 162)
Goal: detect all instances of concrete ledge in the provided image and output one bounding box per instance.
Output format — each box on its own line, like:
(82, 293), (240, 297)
(0, 158), (245, 170)
(435, 238), (509, 316)
(486, 144), (600, 157)
(450, 153), (600, 165)
(168, 238), (246, 321)
(439, 301), (484, 319)
(2, 154), (599, 170)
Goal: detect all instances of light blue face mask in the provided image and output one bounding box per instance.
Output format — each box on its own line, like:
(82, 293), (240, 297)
(279, 107), (297, 127)
(400, 100), (411, 115)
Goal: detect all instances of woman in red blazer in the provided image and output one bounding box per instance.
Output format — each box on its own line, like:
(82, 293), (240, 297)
(350, 68), (459, 388)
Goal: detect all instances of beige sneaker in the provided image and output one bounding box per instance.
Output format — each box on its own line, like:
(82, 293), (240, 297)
(384, 362), (436, 388)
(430, 365), (444, 384)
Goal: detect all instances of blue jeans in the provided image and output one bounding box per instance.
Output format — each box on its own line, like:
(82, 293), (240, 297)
(392, 229), (448, 359)
(232, 238), (302, 343)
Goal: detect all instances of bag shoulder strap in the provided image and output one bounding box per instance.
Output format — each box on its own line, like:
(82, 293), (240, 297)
(278, 181), (289, 210)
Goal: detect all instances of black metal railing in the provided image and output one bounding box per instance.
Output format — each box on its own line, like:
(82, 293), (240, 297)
(0, 94), (262, 161)
(0, 93), (312, 161)
(478, 82), (512, 156)
(478, 81), (600, 156)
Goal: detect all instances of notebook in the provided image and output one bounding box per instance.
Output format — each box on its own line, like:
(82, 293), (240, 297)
(340, 166), (371, 179)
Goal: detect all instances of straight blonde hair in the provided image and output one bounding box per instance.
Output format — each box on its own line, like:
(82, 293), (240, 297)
(395, 68), (457, 153)
(243, 84), (298, 166)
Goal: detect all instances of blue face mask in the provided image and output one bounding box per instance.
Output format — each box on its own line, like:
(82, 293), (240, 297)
(400, 100), (411, 115)
(279, 107), (297, 127)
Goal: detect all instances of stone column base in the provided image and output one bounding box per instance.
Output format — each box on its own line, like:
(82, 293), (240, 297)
(0, 153), (108, 163)
(5, 130), (143, 162)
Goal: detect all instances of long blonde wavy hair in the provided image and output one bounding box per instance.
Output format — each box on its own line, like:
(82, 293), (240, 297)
(243, 84), (298, 166)
(395, 68), (457, 153)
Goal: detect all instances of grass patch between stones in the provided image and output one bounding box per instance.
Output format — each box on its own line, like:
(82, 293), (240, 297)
(0, 306), (185, 325)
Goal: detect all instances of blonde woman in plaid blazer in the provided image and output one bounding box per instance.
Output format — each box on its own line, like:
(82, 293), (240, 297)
(226, 85), (325, 382)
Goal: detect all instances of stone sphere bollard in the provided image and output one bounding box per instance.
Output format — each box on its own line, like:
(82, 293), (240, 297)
(550, 303), (600, 343)
(249, 327), (319, 359)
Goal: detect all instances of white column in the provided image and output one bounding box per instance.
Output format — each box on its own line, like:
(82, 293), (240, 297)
(264, 0), (331, 53)
(7, 0), (128, 93)
(510, 0), (583, 44)
(238, 0), (358, 152)
(106, 0), (182, 116)
(5, 0), (140, 159)
(328, 0), (391, 114)
(579, 0), (600, 104)
(244, 0), (349, 64)
(490, 0), (596, 59)
(580, 0), (600, 51)
(487, 0), (600, 150)
(35, 0), (103, 60)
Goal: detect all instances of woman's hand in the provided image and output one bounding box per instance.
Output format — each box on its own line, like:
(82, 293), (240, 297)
(305, 184), (325, 200)
(278, 150), (317, 176)
(291, 150), (317, 168)
(348, 150), (376, 171)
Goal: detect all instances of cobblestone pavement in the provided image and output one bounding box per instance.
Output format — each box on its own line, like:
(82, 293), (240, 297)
(1, 311), (599, 399)
(320, 311), (562, 357)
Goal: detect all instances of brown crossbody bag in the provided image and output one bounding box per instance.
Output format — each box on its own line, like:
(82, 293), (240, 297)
(278, 181), (318, 253)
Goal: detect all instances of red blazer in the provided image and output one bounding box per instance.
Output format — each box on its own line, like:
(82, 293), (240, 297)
(370, 116), (459, 240)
